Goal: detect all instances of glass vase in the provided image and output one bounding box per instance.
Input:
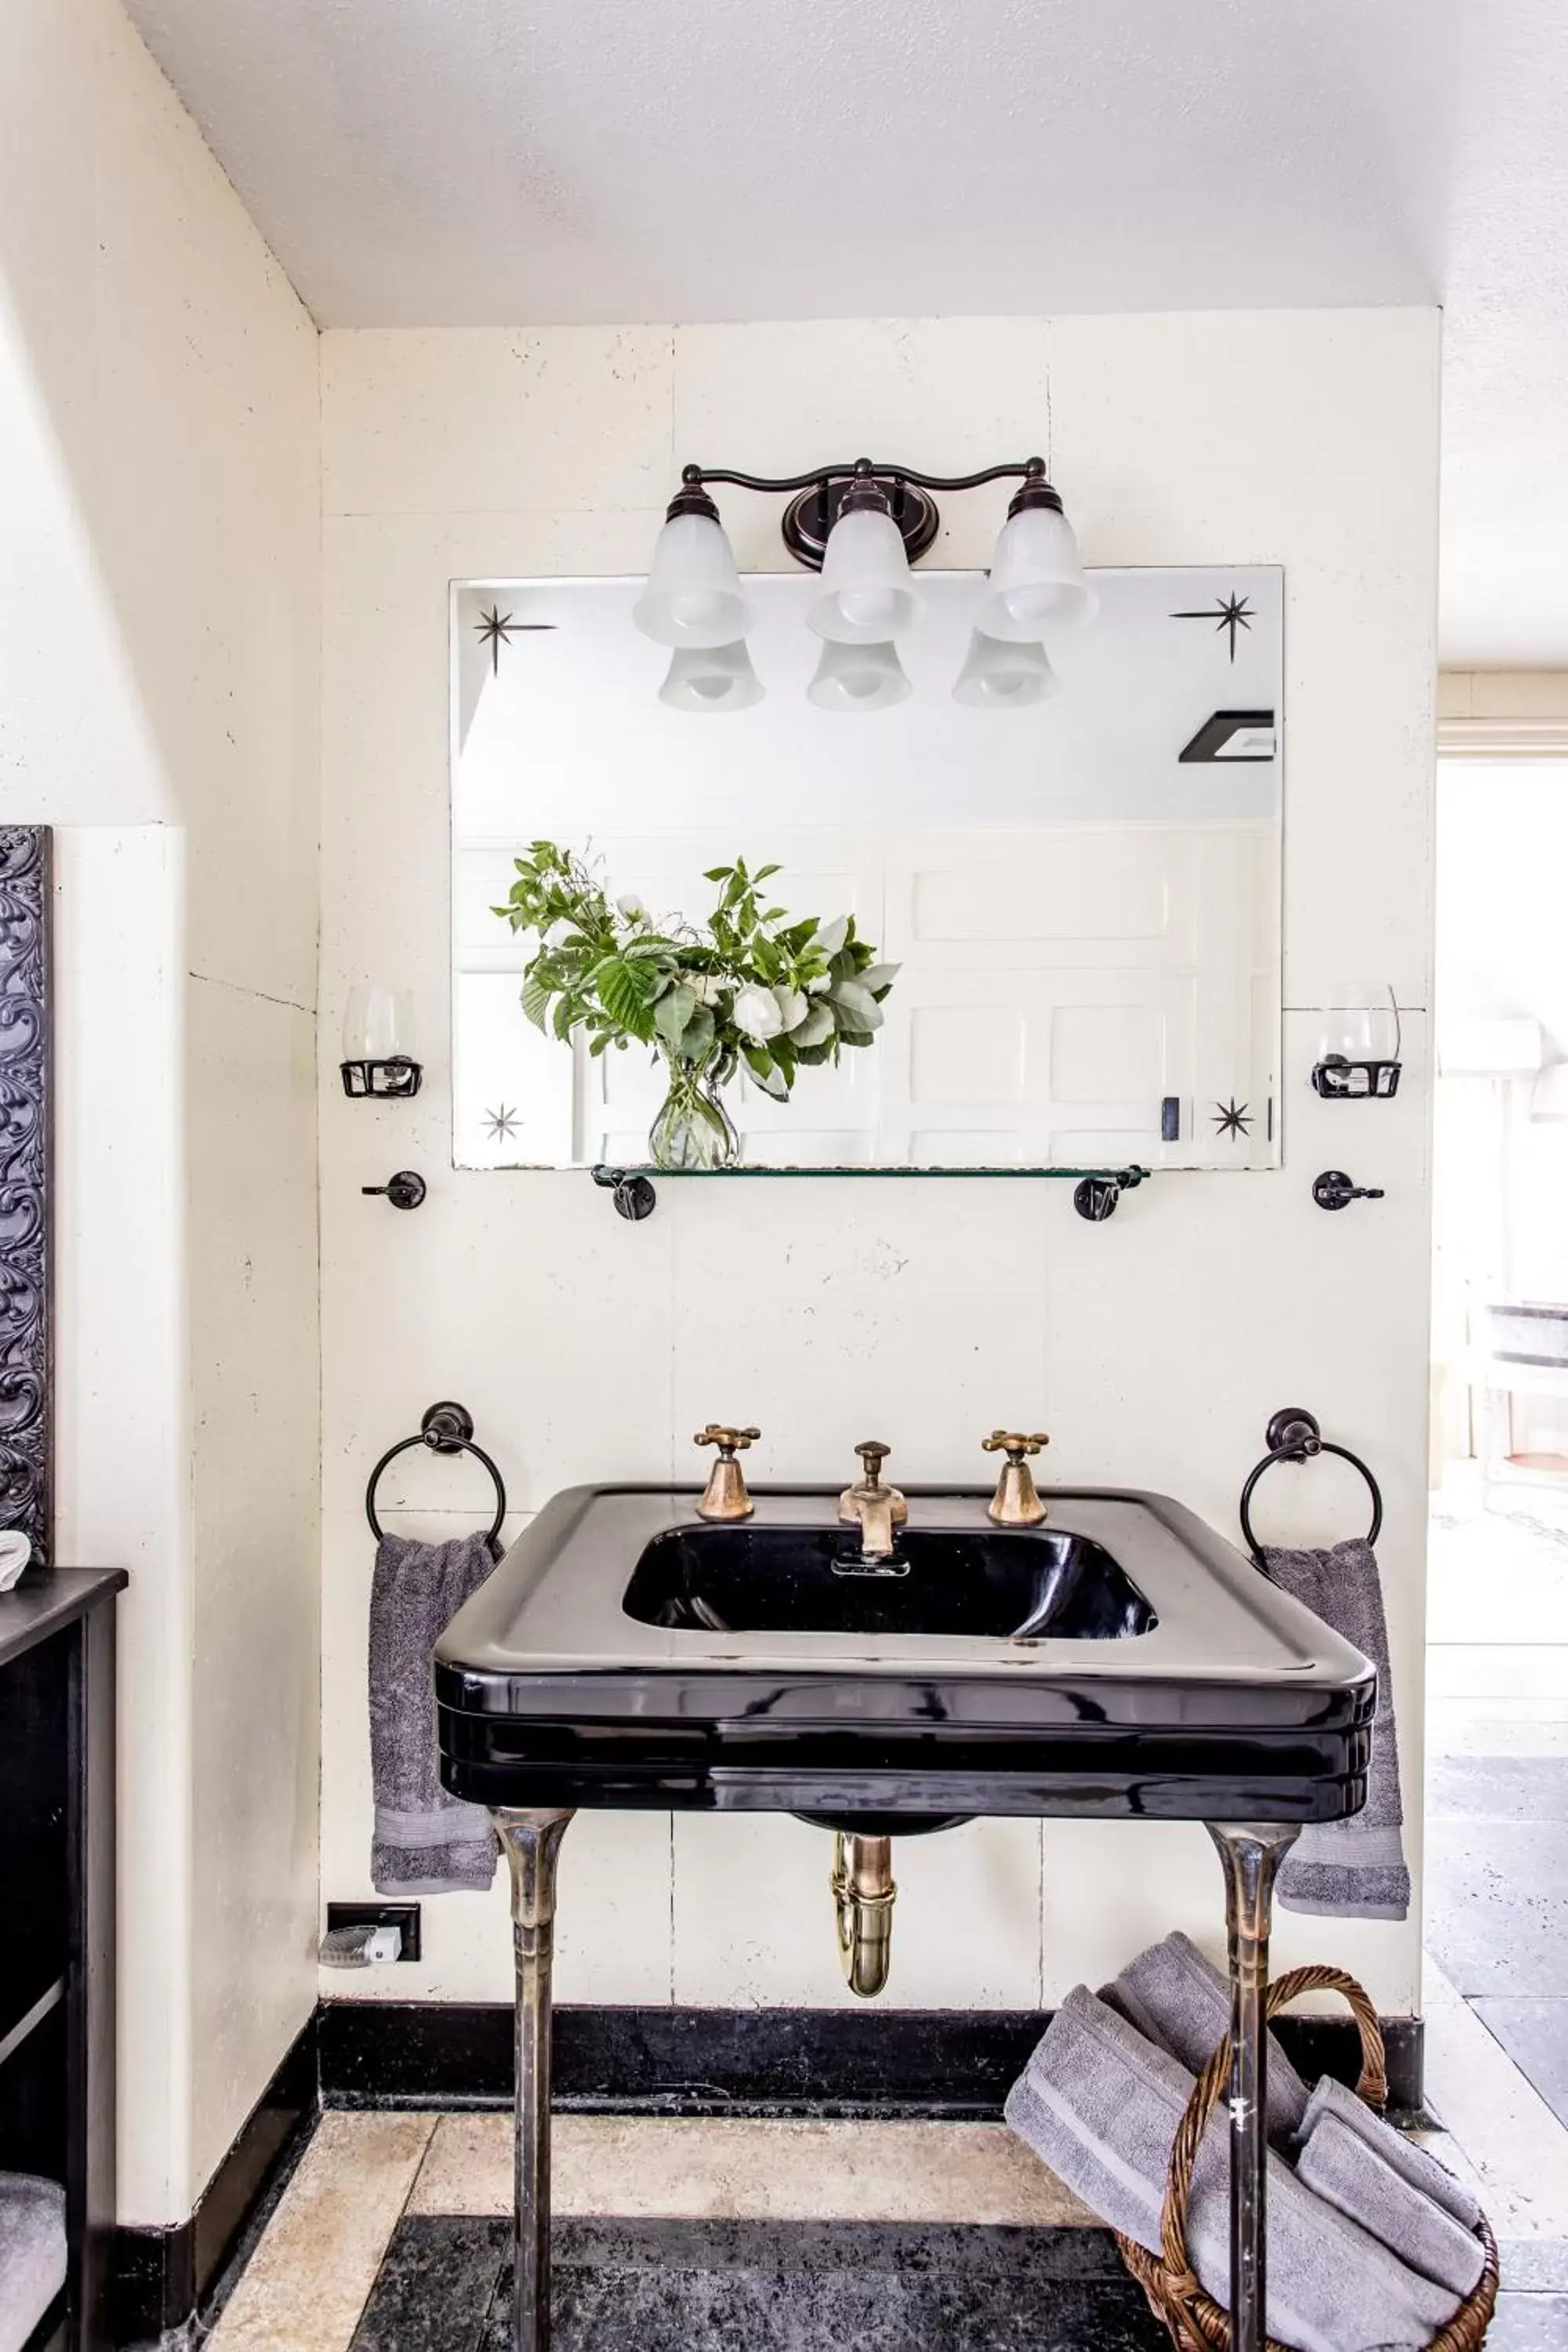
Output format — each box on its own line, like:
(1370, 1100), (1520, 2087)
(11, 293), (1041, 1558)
(648, 1051), (739, 1171)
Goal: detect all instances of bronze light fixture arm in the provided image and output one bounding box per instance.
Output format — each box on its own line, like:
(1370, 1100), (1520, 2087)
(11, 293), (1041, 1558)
(677, 456), (1054, 497)
(664, 456), (1065, 568)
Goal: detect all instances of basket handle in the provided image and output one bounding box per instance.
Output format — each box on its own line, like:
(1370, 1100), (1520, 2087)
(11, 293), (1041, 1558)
(1158, 1963), (1386, 2288)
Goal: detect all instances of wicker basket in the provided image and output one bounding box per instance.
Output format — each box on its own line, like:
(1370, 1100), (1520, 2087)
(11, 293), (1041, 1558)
(1114, 1963), (1499, 2352)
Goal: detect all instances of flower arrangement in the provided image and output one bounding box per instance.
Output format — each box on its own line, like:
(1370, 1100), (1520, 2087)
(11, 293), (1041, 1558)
(495, 840), (898, 1168)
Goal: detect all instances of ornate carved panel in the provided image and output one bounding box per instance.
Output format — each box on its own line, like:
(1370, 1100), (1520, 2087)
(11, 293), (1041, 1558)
(0, 829), (51, 1569)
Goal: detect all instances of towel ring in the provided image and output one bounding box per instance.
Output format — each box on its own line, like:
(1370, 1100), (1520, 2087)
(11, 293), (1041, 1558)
(365, 1399), (507, 1546)
(1239, 1406), (1382, 1570)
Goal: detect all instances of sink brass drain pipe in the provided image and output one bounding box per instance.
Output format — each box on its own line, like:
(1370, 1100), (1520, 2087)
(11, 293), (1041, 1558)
(831, 1832), (897, 1998)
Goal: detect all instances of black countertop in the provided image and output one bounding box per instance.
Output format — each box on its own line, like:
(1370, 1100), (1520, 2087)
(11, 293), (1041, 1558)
(0, 1566), (128, 1668)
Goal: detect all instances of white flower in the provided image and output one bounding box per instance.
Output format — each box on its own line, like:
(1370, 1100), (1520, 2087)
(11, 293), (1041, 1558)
(696, 975), (728, 1004)
(735, 983), (785, 1042)
(806, 974), (832, 994)
(544, 919), (577, 949)
(616, 893), (648, 924)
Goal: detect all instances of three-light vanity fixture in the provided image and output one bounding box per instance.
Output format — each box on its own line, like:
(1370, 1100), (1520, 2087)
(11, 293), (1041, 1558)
(633, 456), (1095, 713)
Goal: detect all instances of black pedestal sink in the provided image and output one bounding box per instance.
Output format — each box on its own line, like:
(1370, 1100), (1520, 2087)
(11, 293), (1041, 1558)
(434, 1482), (1377, 2352)
(437, 1484), (1372, 1823)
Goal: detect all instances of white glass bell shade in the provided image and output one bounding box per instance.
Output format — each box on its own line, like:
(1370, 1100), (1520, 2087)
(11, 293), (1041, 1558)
(658, 641), (764, 713)
(952, 632), (1058, 709)
(633, 511), (751, 648)
(976, 504), (1097, 640)
(807, 506), (922, 644)
(806, 638), (911, 713)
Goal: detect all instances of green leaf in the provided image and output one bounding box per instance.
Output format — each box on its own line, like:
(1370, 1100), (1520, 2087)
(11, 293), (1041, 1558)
(791, 1001), (835, 1049)
(742, 1043), (789, 1100)
(679, 1004), (717, 1063)
(860, 961), (901, 996)
(832, 981), (883, 1031)
(654, 983), (699, 1046)
(754, 863), (782, 882)
(520, 973), (552, 1031)
(593, 956), (656, 1033)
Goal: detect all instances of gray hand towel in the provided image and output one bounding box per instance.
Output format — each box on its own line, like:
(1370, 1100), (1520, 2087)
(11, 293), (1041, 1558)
(1261, 1537), (1410, 1920)
(1296, 2073), (1483, 2234)
(1004, 1987), (1461, 2352)
(1102, 1929), (1309, 2143)
(369, 1530), (499, 1895)
(1295, 2111), (1485, 2302)
(0, 2174), (67, 2352)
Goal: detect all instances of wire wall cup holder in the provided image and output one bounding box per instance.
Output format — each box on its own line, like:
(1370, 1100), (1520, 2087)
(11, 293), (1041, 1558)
(1310, 989), (1403, 1101)
(365, 1400), (508, 1548)
(1310, 1055), (1401, 1101)
(340, 1055), (423, 1099)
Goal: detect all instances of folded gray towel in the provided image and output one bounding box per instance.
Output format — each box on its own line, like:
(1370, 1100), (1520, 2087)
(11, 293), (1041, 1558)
(1004, 1987), (1460, 2352)
(1296, 2073), (1483, 2234)
(369, 1530), (499, 1895)
(1102, 1929), (1309, 2143)
(1296, 2111), (1485, 2302)
(1261, 1537), (1410, 1920)
(0, 2173), (67, 2352)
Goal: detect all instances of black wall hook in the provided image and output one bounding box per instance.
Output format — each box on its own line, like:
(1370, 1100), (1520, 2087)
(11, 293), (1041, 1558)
(592, 1166), (657, 1220)
(1312, 1169), (1385, 1211)
(363, 1170), (427, 1210)
(1073, 1166), (1149, 1221)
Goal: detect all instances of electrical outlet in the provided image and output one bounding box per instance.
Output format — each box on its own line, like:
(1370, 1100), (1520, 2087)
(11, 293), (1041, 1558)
(325, 1901), (421, 1961)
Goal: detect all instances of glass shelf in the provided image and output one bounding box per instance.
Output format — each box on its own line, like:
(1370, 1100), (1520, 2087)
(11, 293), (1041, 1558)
(590, 1163), (1152, 1182)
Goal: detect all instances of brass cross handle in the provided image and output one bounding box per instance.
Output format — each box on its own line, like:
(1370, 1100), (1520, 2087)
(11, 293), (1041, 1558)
(982, 1431), (1049, 1526)
(854, 1440), (892, 1480)
(694, 1425), (760, 1521)
(982, 1431), (1049, 1460)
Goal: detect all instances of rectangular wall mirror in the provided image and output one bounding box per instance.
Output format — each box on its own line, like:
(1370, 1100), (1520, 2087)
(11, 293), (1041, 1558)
(450, 567), (1282, 1174)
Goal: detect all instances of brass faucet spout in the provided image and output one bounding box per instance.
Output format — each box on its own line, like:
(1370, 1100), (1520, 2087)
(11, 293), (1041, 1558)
(837, 1439), (908, 1563)
(856, 1490), (898, 1562)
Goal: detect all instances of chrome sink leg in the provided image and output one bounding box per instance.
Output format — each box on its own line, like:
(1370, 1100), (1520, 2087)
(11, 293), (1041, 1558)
(1208, 1822), (1300, 2352)
(493, 1807), (575, 2352)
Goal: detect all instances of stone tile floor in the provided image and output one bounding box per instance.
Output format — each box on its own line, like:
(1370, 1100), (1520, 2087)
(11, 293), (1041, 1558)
(203, 2090), (1567, 2348)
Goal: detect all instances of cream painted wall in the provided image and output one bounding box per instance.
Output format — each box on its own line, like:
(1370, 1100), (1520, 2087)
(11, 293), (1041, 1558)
(318, 310), (1439, 2020)
(0, 0), (321, 2222)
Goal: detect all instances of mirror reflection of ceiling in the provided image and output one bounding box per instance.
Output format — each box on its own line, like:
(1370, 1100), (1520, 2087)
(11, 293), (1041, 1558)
(122, 0), (1568, 667)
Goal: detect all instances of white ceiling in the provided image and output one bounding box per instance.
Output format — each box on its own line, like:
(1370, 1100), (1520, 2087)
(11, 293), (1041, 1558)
(122, 0), (1568, 667)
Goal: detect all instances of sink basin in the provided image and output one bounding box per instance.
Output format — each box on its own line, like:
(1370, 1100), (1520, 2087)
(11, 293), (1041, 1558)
(436, 1485), (1377, 1826)
(622, 1522), (1156, 1641)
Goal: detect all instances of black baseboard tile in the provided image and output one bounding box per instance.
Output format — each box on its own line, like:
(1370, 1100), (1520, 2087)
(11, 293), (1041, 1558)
(111, 2010), (318, 2345)
(319, 1999), (1425, 2119)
